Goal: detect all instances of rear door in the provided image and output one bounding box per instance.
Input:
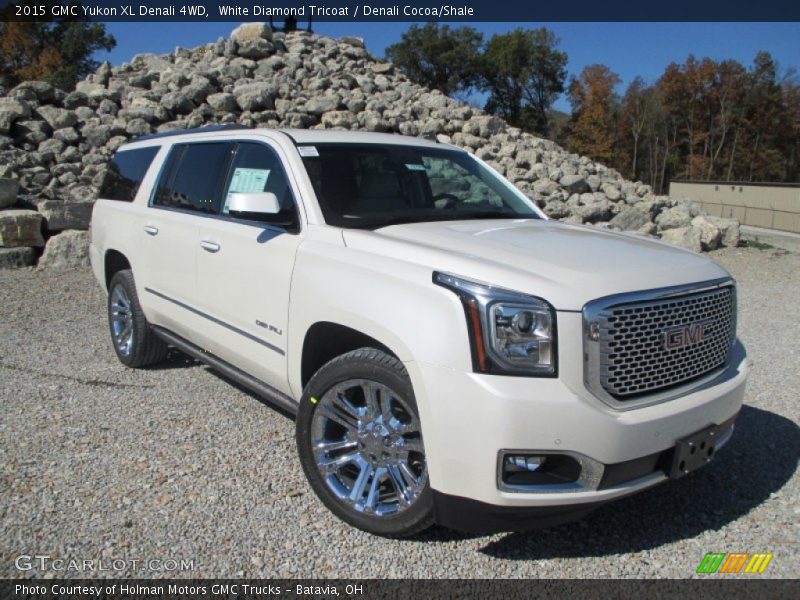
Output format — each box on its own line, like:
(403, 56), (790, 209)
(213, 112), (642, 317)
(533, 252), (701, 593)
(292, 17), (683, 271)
(141, 141), (233, 339)
(194, 141), (304, 395)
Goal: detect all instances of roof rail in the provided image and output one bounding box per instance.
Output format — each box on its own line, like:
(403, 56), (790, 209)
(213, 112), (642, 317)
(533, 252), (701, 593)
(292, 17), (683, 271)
(131, 124), (253, 142)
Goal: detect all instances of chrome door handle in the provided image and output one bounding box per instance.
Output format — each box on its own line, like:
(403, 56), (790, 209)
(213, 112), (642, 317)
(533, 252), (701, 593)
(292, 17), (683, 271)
(200, 240), (221, 253)
(143, 225), (159, 236)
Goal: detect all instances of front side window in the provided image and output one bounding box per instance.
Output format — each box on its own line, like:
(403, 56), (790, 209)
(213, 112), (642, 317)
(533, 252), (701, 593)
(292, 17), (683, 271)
(300, 144), (539, 229)
(221, 142), (298, 227)
(153, 142), (231, 214)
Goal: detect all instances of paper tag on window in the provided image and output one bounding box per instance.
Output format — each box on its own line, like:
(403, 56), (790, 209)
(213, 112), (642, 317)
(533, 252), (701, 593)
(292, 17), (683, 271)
(405, 163), (426, 171)
(298, 146), (319, 157)
(224, 167), (270, 212)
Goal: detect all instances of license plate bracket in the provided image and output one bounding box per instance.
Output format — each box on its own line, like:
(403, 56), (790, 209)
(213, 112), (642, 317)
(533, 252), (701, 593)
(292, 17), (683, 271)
(669, 424), (720, 479)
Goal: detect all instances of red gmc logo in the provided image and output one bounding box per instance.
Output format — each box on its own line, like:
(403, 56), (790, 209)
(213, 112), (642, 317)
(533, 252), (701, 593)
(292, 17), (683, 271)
(663, 320), (713, 350)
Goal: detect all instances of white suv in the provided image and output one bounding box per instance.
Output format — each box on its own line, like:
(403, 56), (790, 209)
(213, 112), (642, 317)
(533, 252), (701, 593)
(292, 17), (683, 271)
(90, 127), (749, 537)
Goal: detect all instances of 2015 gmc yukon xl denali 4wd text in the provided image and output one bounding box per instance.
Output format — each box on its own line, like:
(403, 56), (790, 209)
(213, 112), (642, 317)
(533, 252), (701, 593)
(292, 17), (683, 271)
(90, 127), (749, 537)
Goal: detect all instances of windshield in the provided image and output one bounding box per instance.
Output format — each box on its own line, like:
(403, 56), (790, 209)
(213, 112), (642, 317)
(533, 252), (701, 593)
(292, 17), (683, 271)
(300, 143), (540, 229)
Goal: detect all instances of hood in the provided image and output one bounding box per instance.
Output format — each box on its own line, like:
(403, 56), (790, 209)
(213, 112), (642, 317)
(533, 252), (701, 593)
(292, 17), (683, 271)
(342, 219), (730, 311)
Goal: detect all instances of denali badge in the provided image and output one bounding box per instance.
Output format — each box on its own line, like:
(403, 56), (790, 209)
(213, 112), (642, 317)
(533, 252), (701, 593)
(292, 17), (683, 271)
(663, 320), (713, 350)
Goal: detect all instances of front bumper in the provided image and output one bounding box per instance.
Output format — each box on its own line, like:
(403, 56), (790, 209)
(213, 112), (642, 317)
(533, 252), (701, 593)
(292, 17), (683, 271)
(405, 311), (749, 532)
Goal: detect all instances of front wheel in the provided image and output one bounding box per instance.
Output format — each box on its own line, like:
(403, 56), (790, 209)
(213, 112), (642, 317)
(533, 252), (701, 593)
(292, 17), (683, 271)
(296, 348), (434, 537)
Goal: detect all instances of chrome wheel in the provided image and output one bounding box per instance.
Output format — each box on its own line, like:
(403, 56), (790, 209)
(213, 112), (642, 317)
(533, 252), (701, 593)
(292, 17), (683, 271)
(109, 283), (134, 357)
(311, 379), (427, 516)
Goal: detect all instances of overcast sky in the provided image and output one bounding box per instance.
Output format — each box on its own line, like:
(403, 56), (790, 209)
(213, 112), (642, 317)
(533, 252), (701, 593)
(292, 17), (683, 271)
(99, 22), (800, 112)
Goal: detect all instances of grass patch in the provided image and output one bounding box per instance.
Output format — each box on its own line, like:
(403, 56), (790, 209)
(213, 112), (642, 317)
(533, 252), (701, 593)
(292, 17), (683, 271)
(741, 237), (776, 251)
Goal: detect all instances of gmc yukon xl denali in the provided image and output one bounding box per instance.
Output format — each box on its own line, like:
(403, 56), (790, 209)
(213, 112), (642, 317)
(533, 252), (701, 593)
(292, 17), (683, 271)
(90, 126), (749, 537)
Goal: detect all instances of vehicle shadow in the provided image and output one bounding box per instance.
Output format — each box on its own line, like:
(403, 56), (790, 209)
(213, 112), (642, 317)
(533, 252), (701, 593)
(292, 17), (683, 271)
(467, 405), (798, 559)
(203, 365), (297, 421)
(144, 349), (201, 370)
(146, 348), (799, 554)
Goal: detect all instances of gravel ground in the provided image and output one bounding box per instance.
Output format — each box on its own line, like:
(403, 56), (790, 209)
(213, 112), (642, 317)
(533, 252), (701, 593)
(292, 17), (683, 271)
(1, 242), (798, 579)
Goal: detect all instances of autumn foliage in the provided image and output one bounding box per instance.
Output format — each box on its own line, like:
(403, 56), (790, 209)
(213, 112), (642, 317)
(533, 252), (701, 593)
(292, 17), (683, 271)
(562, 52), (800, 191)
(0, 1), (115, 91)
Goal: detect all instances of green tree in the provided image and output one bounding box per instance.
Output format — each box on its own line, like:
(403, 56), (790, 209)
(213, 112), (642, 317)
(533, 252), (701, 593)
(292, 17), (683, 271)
(0, 1), (115, 91)
(385, 23), (483, 97)
(480, 27), (568, 135)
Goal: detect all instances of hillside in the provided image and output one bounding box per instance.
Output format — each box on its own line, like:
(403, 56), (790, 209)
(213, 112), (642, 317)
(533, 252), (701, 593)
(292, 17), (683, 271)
(0, 24), (739, 268)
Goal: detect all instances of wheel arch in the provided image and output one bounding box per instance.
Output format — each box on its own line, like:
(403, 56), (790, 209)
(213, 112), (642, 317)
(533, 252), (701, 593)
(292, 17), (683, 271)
(299, 321), (403, 390)
(104, 249), (131, 290)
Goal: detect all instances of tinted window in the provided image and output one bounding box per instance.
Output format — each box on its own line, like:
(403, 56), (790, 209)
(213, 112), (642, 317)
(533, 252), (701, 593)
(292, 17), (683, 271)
(301, 144), (538, 229)
(153, 142), (231, 214)
(222, 143), (298, 226)
(99, 146), (159, 202)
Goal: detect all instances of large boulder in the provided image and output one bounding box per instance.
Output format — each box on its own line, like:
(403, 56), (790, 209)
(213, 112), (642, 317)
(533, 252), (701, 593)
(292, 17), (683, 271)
(230, 23), (273, 42)
(0, 209), (45, 247)
(0, 178), (19, 208)
(0, 29), (745, 259)
(706, 216), (741, 247)
(691, 215), (722, 251)
(38, 229), (89, 269)
(35, 105), (78, 130)
(37, 200), (94, 231)
(233, 82), (276, 112)
(660, 226), (702, 253)
(0, 246), (37, 269)
(610, 206), (651, 231)
(560, 174), (591, 195)
(304, 95), (341, 116)
(575, 198), (613, 223)
(656, 205), (693, 230)
(81, 123), (112, 147)
(206, 93), (237, 112)
(0, 98), (32, 134)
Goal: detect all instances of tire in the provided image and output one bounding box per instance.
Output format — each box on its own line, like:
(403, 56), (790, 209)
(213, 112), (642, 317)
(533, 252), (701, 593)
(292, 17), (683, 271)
(296, 348), (434, 537)
(107, 269), (169, 368)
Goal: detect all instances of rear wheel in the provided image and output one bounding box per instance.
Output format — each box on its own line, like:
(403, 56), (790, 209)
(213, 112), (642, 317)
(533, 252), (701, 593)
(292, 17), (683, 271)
(107, 269), (168, 368)
(296, 348), (434, 537)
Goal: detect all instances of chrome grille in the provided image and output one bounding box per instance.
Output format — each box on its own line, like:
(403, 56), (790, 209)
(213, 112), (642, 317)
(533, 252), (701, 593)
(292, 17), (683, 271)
(584, 282), (736, 404)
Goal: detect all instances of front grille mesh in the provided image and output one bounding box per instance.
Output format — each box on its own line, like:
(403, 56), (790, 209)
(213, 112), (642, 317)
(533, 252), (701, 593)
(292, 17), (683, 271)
(597, 286), (735, 399)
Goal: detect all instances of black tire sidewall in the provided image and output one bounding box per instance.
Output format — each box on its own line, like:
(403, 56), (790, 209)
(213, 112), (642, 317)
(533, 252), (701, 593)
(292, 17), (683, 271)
(296, 349), (434, 537)
(107, 270), (161, 368)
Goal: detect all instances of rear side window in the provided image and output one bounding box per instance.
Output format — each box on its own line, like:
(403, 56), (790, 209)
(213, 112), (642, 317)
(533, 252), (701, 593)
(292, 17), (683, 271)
(153, 142), (231, 214)
(99, 146), (159, 202)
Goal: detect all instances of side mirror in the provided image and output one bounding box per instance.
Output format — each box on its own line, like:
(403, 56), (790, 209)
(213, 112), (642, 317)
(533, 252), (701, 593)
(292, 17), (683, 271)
(228, 192), (280, 217)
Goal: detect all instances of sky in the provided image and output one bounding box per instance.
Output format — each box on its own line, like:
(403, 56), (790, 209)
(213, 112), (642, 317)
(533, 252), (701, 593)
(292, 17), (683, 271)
(98, 22), (800, 112)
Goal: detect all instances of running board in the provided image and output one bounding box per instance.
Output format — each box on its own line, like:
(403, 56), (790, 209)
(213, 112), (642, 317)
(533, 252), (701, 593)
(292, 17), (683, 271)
(152, 326), (298, 417)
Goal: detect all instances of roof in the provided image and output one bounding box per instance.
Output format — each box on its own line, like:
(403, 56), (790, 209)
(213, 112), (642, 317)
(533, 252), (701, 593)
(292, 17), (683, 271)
(122, 126), (455, 151)
(278, 128), (447, 149)
(130, 124), (252, 142)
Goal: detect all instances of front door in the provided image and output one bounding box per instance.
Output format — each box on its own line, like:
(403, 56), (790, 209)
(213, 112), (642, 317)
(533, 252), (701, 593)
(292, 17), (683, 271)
(195, 141), (304, 396)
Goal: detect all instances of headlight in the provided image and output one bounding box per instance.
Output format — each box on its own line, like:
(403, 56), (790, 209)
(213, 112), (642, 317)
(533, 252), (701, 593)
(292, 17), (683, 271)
(433, 272), (557, 377)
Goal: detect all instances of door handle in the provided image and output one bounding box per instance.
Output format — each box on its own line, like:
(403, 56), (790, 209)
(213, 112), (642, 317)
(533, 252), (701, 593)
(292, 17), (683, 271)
(200, 240), (221, 253)
(143, 225), (159, 236)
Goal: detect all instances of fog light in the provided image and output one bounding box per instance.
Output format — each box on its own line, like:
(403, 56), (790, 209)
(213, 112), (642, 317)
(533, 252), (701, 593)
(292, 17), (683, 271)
(505, 454), (546, 472)
(499, 451), (582, 489)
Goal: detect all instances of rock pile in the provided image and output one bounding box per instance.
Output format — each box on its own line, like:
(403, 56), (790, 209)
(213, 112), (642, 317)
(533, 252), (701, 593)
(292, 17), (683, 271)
(0, 25), (740, 268)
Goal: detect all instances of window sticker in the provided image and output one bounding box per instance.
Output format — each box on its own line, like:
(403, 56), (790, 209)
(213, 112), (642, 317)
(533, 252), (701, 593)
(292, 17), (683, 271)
(405, 163), (426, 171)
(224, 167), (270, 212)
(298, 146), (319, 157)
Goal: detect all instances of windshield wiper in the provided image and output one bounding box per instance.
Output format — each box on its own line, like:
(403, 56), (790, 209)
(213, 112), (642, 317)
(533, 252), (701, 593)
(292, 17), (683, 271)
(343, 210), (531, 230)
(447, 210), (523, 221)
